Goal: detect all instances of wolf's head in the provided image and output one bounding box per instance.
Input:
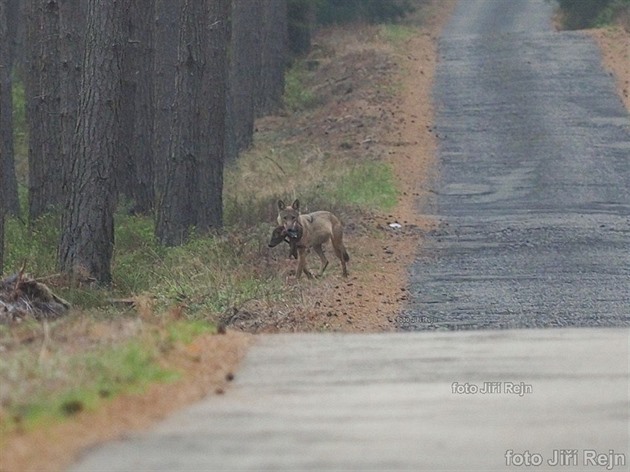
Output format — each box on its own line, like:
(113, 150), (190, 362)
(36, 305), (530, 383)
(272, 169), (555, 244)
(277, 199), (301, 232)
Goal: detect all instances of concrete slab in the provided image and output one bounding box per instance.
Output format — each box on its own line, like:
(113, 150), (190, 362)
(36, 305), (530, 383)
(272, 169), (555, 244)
(70, 328), (629, 471)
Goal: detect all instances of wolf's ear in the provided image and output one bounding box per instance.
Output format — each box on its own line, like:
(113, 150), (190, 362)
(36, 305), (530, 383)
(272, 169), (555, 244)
(278, 200), (285, 210)
(291, 199), (300, 211)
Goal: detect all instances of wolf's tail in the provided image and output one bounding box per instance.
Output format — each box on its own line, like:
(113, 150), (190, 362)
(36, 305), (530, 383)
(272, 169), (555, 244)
(343, 250), (350, 262)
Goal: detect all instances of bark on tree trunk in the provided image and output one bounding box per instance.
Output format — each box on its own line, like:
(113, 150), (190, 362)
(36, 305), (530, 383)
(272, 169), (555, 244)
(118, 0), (154, 214)
(196, 0), (229, 232)
(155, 0), (201, 246)
(228, 0), (262, 154)
(0, 0), (8, 272)
(153, 0), (180, 212)
(287, 0), (314, 56)
(155, 0), (228, 245)
(26, 0), (63, 222)
(59, 0), (127, 284)
(256, 0), (287, 117)
(0, 0), (19, 217)
(58, 0), (85, 205)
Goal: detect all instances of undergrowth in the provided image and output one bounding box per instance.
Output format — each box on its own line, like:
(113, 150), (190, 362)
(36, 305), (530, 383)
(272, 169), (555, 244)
(556, 0), (630, 29)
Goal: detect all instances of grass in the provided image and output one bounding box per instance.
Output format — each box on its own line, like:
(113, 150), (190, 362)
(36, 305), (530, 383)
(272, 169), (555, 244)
(332, 161), (398, 210)
(165, 320), (216, 345)
(12, 74), (28, 177)
(556, 0), (630, 29)
(379, 24), (417, 45)
(594, 0), (630, 28)
(283, 62), (320, 112)
(4, 212), (59, 276)
(0, 334), (178, 434)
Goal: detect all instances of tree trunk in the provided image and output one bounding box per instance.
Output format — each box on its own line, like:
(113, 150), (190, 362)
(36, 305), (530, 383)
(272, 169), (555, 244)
(155, 0), (228, 245)
(59, 0), (127, 284)
(0, 0), (19, 216)
(24, 0), (44, 220)
(196, 0), (229, 231)
(155, 0), (201, 246)
(118, 0), (154, 214)
(153, 0), (180, 211)
(228, 0), (262, 154)
(25, 0), (63, 222)
(256, 0), (287, 117)
(287, 0), (314, 56)
(0, 0), (7, 272)
(58, 0), (84, 203)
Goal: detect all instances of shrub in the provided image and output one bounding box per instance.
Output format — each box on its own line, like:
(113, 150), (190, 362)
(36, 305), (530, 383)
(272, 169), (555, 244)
(316, 0), (415, 25)
(557, 0), (630, 29)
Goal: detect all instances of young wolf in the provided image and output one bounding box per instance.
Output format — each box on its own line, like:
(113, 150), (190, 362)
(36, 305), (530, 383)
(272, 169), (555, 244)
(277, 199), (349, 279)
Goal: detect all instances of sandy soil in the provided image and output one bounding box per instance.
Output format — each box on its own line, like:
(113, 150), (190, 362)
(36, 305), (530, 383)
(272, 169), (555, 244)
(587, 26), (630, 111)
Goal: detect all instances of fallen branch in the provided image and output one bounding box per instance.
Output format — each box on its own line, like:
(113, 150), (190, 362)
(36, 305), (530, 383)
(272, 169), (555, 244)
(0, 271), (71, 324)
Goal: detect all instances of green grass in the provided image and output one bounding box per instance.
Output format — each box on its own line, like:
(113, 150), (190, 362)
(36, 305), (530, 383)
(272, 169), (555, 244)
(379, 24), (416, 45)
(594, 0), (630, 27)
(0, 319), (219, 434)
(112, 212), (164, 294)
(1, 336), (178, 434)
(166, 320), (216, 345)
(331, 161), (398, 210)
(557, 0), (630, 29)
(4, 212), (59, 276)
(283, 63), (319, 112)
(151, 235), (281, 315)
(85, 341), (178, 395)
(12, 74), (28, 175)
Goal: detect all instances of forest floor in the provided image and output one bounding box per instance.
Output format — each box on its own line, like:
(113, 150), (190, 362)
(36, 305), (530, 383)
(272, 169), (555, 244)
(3, 3), (629, 471)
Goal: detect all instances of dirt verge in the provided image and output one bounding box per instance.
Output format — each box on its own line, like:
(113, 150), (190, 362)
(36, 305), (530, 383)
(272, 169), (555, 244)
(587, 26), (630, 112)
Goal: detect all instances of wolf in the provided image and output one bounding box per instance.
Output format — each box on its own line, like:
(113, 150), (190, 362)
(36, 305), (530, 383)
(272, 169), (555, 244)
(277, 199), (349, 279)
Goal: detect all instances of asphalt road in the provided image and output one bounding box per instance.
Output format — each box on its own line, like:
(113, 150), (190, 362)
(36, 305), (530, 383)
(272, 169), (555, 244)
(404, 0), (630, 330)
(69, 330), (629, 472)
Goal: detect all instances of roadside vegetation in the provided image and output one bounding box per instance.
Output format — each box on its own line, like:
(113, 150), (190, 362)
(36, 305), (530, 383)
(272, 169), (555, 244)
(556, 0), (629, 29)
(0, 1), (423, 447)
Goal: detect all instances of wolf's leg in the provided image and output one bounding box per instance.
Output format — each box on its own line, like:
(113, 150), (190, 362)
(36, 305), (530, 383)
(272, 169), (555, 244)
(331, 228), (349, 278)
(312, 244), (329, 277)
(296, 247), (313, 279)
